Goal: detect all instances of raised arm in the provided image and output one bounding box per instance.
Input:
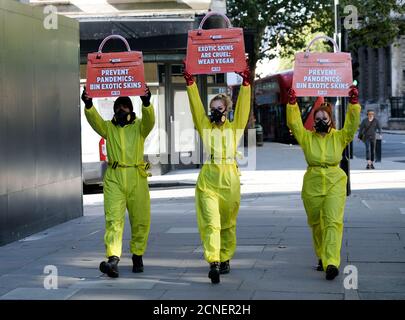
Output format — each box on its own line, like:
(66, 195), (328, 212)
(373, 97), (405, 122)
(140, 86), (156, 138)
(140, 105), (155, 138)
(233, 67), (251, 130)
(183, 70), (211, 137)
(82, 87), (107, 138)
(286, 88), (307, 145)
(340, 86), (361, 145)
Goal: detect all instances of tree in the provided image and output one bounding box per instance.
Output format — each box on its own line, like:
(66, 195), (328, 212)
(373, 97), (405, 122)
(340, 0), (405, 50)
(275, 20), (332, 73)
(226, 0), (334, 127)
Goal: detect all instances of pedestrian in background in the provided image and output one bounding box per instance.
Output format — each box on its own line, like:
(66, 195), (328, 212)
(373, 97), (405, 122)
(183, 65), (251, 284)
(81, 86), (155, 278)
(286, 86), (361, 280)
(358, 110), (382, 169)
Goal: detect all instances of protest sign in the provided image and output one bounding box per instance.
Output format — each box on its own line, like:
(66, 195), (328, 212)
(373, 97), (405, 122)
(292, 36), (352, 97)
(186, 12), (247, 75)
(86, 35), (145, 98)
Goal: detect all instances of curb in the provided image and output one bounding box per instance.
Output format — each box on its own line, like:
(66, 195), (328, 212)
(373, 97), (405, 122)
(382, 130), (405, 135)
(149, 181), (195, 189)
(148, 191), (302, 204)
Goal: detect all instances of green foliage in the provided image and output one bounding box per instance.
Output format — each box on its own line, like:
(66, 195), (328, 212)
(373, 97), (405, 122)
(226, 0), (333, 66)
(276, 27), (331, 73)
(226, 0), (333, 127)
(225, 0), (404, 126)
(340, 0), (405, 49)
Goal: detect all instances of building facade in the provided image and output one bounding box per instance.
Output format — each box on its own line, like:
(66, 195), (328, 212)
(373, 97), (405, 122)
(355, 35), (405, 129)
(1, 0), (82, 245)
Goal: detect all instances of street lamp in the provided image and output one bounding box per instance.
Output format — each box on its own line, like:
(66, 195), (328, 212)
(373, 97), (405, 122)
(334, 0), (352, 196)
(334, 0), (342, 129)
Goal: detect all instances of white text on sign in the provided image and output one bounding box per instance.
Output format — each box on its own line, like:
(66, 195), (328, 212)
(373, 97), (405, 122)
(89, 68), (142, 91)
(295, 68), (350, 91)
(197, 45), (235, 65)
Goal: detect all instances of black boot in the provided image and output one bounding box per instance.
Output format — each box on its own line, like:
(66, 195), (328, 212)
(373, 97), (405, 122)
(316, 259), (323, 271)
(220, 260), (230, 274)
(208, 262), (220, 284)
(132, 254), (144, 273)
(325, 265), (339, 280)
(99, 256), (120, 278)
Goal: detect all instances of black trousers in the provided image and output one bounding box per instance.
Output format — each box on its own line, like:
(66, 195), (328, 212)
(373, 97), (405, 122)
(365, 138), (376, 161)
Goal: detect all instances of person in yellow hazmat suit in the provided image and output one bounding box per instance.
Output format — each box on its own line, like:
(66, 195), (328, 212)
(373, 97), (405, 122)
(183, 65), (251, 284)
(81, 86), (155, 278)
(286, 85), (361, 280)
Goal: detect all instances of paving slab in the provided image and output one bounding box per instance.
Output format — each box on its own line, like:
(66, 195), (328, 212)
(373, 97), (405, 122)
(0, 288), (79, 300)
(159, 289), (255, 300)
(68, 289), (166, 300)
(1, 160), (405, 300)
(252, 290), (343, 300)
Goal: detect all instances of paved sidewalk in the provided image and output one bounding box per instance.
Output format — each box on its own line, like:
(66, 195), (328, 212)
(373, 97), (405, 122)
(141, 141), (405, 200)
(0, 142), (404, 300)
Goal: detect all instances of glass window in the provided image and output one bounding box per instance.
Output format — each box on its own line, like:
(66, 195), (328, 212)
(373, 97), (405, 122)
(158, 64), (165, 84)
(144, 63), (158, 83)
(171, 64), (186, 84)
(173, 90), (195, 152)
(207, 73), (225, 84)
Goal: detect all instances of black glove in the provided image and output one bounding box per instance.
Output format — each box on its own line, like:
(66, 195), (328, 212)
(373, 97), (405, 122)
(81, 87), (93, 109)
(140, 85), (151, 107)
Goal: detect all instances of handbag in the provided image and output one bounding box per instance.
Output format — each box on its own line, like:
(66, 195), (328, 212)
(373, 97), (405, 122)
(358, 118), (374, 141)
(86, 35), (145, 98)
(185, 12), (247, 75)
(292, 35), (353, 97)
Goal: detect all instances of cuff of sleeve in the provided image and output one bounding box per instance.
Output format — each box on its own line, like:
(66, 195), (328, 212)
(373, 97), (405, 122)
(348, 103), (361, 110)
(186, 82), (197, 89)
(142, 103), (153, 110)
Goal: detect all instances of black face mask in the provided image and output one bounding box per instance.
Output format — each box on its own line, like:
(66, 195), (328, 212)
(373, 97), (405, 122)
(112, 109), (135, 127)
(210, 108), (226, 124)
(314, 119), (331, 133)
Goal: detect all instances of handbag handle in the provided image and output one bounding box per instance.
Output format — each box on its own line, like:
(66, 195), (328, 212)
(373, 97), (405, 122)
(98, 34), (131, 53)
(304, 35), (340, 57)
(198, 11), (232, 29)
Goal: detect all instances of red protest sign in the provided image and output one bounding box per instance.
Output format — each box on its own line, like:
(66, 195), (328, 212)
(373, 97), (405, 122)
(292, 36), (353, 97)
(86, 35), (145, 98)
(185, 12), (247, 75)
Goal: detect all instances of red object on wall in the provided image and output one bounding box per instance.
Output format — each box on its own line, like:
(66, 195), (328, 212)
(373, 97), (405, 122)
(86, 35), (145, 98)
(99, 138), (107, 162)
(185, 12), (247, 75)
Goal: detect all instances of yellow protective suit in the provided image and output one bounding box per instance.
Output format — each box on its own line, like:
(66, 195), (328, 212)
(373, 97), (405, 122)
(186, 83), (251, 263)
(287, 102), (361, 269)
(85, 104), (155, 258)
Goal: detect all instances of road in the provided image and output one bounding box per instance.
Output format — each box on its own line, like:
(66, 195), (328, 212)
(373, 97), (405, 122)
(353, 133), (405, 161)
